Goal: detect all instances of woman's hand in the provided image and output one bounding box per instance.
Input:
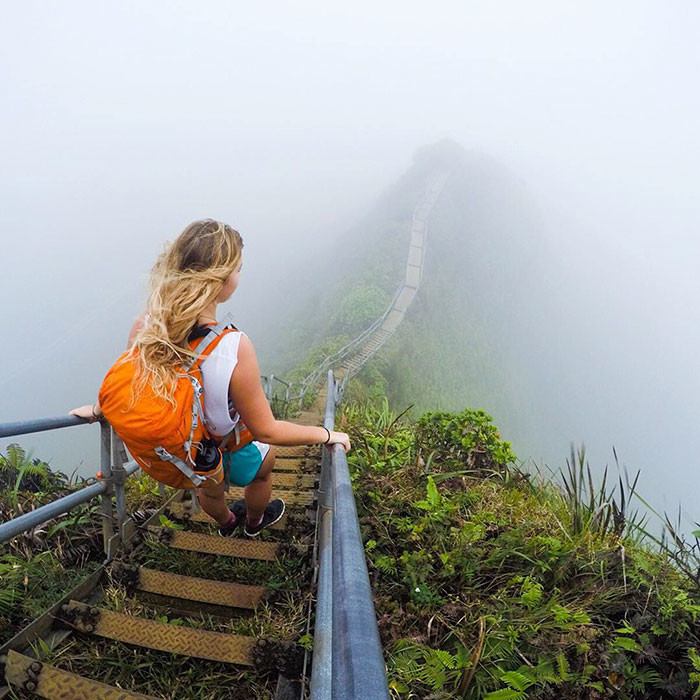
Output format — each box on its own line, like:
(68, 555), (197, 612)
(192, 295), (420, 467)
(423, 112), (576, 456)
(326, 430), (351, 453)
(70, 404), (101, 424)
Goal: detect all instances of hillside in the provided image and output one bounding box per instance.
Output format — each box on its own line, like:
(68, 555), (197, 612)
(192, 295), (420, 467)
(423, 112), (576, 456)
(346, 402), (700, 699)
(266, 141), (549, 450)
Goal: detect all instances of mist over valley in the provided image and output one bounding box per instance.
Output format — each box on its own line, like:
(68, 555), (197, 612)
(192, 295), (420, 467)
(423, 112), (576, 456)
(2, 1), (699, 534)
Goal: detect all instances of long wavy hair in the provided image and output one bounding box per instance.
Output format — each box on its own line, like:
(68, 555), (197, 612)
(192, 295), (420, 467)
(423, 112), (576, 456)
(130, 219), (244, 405)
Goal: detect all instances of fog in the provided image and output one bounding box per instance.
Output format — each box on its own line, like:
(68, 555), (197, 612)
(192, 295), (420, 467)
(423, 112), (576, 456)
(2, 2), (699, 527)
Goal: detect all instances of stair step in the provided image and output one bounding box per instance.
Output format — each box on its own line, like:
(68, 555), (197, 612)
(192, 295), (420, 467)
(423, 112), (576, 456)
(137, 567), (267, 609)
(227, 488), (315, 506)
(274, 473), (317, 488)
(293, 411), (322, 426)
(167, 502), (286, 529)
(275, 446), (310, 458)
(61, 601), (255, 665)
(4, 649), (158, 699)
(273, 457), (305, 471)
(148, 527), (279, 560)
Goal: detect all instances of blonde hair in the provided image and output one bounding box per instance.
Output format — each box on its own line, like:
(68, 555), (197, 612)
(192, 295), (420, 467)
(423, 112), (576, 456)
(130, 219), (244, 405)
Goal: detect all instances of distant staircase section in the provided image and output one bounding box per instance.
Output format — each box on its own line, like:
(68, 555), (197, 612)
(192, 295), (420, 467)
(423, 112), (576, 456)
(262, 171), (450, 408)
(335, 170), (450, 385)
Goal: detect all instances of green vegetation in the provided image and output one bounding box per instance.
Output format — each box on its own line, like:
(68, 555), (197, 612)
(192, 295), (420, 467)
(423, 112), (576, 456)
(5, 141), (699, 698)
(1, 443), (315, 699)
(0, 445), (103, 645)
(344, 400), (700, 699)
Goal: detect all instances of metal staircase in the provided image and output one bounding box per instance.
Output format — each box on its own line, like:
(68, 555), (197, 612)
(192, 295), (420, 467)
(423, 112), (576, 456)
(0, 170), (450, 699)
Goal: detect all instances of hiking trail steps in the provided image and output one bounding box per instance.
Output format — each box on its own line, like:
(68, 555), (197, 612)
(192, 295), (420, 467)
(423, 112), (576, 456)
(335, 172), (449, 383)
(2, 408), (324, 699)
(1, 172), (450, 699)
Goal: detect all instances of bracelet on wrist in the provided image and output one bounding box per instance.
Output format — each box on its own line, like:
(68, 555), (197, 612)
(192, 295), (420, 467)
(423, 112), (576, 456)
(323, 427), (331, 444)
(91, 405), (100, 422)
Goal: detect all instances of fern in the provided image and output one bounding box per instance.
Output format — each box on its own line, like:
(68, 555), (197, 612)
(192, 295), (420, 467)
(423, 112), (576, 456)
(483, 690), (527, 700)
(556, 653), (571, 681)
(6, 443), (26, 469)
(500, 670), (536, 691)
(389, 640), (469, 692)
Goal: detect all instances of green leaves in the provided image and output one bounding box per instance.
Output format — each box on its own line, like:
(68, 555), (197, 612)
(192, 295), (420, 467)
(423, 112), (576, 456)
(346, 402), (700, 699)
(158, 514), (184, 530)
(390, 640), (471, 691)
(483, 690), (526, 700)
(417, 408), (517, 472)
(298, 634), (314, 650)
(414, 476), (444, 514)
(426, 476), (440, 508)
(517, 576), (543, 609)
(687, 648), (700, 695)
(500, 670), (535, 690)
(613, 636), (643, 653)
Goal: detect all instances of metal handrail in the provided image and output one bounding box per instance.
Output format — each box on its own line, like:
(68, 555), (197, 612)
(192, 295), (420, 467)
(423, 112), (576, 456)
(0, 459), (139, 545)
(0, 172), (448, 697)
(260, 374), (291, 388)
(0, 415), (86, 438)
(293, 284), (405, 405)
(310, 370), (390, 699)
(0, 417), (142, 554)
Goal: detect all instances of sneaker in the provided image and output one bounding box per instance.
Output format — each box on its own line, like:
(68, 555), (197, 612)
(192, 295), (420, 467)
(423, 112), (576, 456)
(244, 499), (286, 538)
(230, 498), (247, 523)
(217, 500), (246, 537)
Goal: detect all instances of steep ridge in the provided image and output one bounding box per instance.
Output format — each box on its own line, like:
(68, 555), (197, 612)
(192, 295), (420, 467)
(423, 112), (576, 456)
(1, 144), (475, 699)
(336, 172), (450, 384)
(292, 170), (451, 403)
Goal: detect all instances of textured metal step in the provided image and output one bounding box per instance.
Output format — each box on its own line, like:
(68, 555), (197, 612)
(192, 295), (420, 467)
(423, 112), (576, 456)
(275, 446), (309, 458)
(149, 527), (279, 560)
(4, 649), (158, 699)
(273, 457), (305, 472)
(61, 601), (255, 665)
(137, 567), (267, 609)
(274, 473), (317, 488)
(226, 488), (315, 506)
(167, 502), (286, 529)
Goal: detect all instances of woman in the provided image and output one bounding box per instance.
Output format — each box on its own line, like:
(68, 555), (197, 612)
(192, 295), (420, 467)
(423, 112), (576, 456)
(71, 219), (350, 537)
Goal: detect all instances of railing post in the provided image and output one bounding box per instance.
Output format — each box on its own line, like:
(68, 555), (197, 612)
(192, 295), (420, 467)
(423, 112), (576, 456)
(99, 421), (114, 556)
(188, 488), (200, 513)
(110, 431), (128, 536)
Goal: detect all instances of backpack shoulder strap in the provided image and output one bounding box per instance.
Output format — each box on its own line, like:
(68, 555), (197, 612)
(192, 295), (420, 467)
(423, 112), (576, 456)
(183, 312), (238, 371)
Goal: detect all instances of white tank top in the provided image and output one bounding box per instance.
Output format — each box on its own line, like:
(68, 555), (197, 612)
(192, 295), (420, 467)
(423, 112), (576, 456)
(200, 330), (245, 438)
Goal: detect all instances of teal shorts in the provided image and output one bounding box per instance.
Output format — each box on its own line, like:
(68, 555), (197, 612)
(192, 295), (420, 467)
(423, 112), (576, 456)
(223, 441), (270, 487)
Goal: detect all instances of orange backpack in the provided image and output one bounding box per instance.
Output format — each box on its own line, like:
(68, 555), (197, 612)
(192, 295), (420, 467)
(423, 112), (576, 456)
(98, 314), (253, 489)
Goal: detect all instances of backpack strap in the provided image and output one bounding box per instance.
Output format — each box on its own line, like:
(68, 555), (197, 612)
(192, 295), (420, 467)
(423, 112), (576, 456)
(154, 446), (209, 487)
(219, 422), (253, 451)
(178, 373), (206, 465)
(183, 312), (237, 371)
